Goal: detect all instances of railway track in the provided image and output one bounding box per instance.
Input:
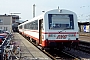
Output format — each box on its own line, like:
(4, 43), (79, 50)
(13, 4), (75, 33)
(62, 40), (90, 60)
(61, 40), (90, 60)
(77, 41), (90, 53)
(79, 41), (90, 46)
(63, 47), (90, 60)
(29, 41), (80, 60)
(78, 33), (90, 53)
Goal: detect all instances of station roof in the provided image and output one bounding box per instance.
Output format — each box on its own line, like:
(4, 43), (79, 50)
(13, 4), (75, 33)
(0, 14), (19, 19)
(78, 22), (90, 25)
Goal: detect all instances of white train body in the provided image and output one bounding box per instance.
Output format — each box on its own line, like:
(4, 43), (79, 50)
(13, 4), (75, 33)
(18, 9), (79, 49)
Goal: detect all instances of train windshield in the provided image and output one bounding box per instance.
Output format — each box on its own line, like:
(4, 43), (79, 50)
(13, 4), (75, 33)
(48, 14), (74, 30)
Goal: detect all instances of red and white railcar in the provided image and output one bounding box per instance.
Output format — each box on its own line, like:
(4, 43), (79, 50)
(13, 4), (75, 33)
(18, 9), (79, 50)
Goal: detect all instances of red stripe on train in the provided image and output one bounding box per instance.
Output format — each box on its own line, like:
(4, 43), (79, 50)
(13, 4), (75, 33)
(19, 29), (79, 34)
(19, 30), (78, 34)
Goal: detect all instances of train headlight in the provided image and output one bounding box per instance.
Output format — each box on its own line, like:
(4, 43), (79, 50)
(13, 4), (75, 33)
(48, 34), (56, 37)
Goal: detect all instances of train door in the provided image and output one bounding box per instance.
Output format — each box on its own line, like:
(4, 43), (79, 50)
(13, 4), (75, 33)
(39, 19), (43, 45)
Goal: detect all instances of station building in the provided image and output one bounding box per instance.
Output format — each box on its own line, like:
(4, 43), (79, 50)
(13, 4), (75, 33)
(0, 14), (19, 33)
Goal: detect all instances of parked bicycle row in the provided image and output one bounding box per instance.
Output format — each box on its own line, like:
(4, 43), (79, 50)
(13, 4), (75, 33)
(0, 29), (15, 60)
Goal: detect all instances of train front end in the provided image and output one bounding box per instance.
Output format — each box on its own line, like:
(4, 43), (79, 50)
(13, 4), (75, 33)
(42, 9), (79, 50)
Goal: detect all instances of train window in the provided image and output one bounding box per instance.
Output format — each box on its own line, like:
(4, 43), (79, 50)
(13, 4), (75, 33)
(34, 20), (38, 30)
(29, 20), (38, 30)
(28, 23), (30, 29)
(24, 24), (27, 29)
(19, 25), (22, 29)
(41, 19), (43, 30)
(48, 14), (74, 30)
(35, 20), (38, 30)
(26, 23), (29, 29)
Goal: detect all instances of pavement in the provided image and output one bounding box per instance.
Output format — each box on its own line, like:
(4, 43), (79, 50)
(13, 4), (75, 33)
(79, 32), (90, 36)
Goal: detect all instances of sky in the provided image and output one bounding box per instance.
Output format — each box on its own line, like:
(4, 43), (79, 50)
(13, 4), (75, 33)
(0, 0), (90, 22)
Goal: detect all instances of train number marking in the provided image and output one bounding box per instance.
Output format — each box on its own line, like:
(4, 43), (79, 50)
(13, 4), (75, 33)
(56, 35), (67, 39)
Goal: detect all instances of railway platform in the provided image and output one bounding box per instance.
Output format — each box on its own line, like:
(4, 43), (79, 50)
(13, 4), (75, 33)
(79, 32), (90, 36)
(79, 32), (90, 42)
(11, 32), (52, 60)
